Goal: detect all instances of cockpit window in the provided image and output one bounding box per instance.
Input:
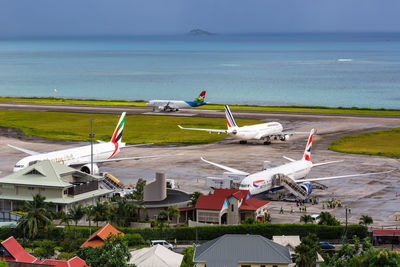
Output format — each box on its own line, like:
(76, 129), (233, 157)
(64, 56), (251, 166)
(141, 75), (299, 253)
(14, 165), (24, 168)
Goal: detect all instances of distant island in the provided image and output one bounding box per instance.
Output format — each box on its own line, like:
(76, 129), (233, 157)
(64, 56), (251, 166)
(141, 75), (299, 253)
(188, 29), (215, 35)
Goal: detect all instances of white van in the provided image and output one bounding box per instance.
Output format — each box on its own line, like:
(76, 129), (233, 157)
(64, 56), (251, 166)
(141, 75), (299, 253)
(150, 240), (173, 250)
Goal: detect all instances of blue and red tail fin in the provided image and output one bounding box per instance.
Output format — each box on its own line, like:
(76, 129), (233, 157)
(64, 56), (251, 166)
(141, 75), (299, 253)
(110, 112), (126, 144)
(224, 105), (237, 129)
(194, 90), (206, 103)
(303, 129), (315, 161)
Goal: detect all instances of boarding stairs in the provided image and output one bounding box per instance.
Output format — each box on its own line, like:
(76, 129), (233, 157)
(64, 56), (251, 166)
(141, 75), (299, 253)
(272, 173), (308, 200)
(101, 173), (124, 190)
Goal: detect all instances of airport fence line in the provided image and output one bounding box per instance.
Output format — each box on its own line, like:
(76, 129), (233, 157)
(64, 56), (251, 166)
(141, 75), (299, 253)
(0, 223), (368, 243)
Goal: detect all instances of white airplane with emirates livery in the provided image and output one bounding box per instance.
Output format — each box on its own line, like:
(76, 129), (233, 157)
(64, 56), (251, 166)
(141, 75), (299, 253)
(201, 129), (392, 197)
(179, 105), (303, 144)
(9, 112), (155, 174)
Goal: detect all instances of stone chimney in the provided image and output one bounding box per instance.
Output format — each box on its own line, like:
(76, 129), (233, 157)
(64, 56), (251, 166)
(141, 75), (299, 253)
(143, 172), (167, 202)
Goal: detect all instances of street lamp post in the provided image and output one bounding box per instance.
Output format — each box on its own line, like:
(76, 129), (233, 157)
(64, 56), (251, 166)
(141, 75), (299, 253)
(89, 119), (95, 175)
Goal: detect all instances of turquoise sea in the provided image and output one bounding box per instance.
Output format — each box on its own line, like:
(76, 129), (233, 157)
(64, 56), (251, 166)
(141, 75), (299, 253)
(0, 34), (399, 109)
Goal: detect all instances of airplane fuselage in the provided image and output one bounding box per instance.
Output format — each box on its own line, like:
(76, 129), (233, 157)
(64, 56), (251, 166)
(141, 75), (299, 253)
(239, 160), (313, 195)
(229, 122), (284, 140)
(146, 100), (206, 111)
(13, 142), (121, 172)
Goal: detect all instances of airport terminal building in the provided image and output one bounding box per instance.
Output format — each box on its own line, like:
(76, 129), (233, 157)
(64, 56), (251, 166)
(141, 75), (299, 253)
(0, 160), (113, 212)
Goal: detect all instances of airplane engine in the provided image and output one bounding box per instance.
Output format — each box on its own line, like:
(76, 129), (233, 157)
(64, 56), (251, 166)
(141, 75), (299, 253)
(231, 130), (237, 135)
(80, 164), (99, 175)
(300, 183), (312, 195)
(280, 134), (290, 141)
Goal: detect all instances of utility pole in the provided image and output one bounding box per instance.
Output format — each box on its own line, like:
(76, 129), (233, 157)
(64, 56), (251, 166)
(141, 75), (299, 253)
(89, 119), (95, 175)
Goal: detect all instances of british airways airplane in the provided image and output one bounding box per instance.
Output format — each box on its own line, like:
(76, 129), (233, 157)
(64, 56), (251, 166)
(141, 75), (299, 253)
(179, 105), (304, 144)
(201, 129), (392, 196)
(146, 90), (207, 112)
(9, 113), (156, 174)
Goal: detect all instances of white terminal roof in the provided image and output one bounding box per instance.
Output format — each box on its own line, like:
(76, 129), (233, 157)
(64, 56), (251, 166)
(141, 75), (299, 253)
(129, 245), (183, 267)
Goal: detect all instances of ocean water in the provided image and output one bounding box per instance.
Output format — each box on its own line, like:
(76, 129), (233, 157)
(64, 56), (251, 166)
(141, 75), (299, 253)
(0, 34), (399, 109)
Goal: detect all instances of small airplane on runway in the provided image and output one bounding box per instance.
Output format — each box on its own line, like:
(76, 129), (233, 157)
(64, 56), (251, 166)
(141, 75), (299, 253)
(9, 112), (156, 175)
(146, 90), (207, 112)
(178, 105), (305, 144)
(201, 128), (393, 196)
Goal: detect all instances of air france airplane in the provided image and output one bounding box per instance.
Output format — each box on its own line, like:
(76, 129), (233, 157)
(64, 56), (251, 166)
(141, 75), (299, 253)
(201, 129), (392, 196)
(9, 112), (156, 174)
(179, 105), (303, 144)
(146, 90), (207, 112)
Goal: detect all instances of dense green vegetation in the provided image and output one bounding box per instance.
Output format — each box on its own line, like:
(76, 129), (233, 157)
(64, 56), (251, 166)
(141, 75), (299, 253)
(0, 110), (260, 144)
(329, 127), (400, 157)
(1, 96), (400, 116)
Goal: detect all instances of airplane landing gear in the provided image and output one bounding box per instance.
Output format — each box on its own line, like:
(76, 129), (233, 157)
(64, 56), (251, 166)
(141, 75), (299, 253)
(239, 140), (247, 144)
(263, 137), (271, 145)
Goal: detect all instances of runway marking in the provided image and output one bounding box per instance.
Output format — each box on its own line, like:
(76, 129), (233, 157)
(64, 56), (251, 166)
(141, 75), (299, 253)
(142, 112), (195, 117)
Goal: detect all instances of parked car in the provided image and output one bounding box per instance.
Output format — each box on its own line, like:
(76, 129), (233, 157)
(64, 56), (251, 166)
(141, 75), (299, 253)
(151, 240), (174, 250)
(311, 214), (320, 222)
(320, 241), (335, 250)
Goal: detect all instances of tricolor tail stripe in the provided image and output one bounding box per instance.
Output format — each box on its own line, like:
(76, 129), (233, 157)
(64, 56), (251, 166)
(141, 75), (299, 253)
(303, 128), (315, 161)
(224, 105), (237, 128)
(111, 112), (126, 144)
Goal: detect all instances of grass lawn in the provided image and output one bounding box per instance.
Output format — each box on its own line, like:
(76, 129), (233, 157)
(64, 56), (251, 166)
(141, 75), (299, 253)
(1, 96), (399, 116)
(329, 128), (400, 157)
(0, 110), (261, 145)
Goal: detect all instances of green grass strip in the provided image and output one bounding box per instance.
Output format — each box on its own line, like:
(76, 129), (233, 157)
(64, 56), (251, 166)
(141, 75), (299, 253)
(0, 110), (261, 145)
(329, 127), (400, 157)
(1, 96), (399, 116)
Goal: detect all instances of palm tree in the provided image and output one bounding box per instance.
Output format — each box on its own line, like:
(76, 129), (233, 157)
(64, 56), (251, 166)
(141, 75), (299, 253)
(188, 192), (203, 207)
(17, 194), (52, 239)
(93, 201), (109, 226)
(318, 212), (340, 226)
(109, 199), (137, 227)
(167, 206), (180, 223)
(69, 204), (85, 227)
(293, 233), (321, 267)
(59, 212), (72, 229)
(300, 214), (313, 224)
(85, 205), (96, 235)
(359, 215), (373, 226)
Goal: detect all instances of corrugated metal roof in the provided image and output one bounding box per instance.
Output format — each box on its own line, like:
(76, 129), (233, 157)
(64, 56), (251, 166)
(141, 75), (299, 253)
(194, 234), (292, 267)
(0, 160), (100, 188)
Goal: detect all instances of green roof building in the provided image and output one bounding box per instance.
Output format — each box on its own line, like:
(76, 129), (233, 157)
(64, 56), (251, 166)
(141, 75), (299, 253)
(0, 160), (114, 212)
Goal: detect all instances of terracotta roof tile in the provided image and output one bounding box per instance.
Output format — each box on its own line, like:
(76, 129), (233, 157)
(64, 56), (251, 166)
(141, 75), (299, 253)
(195, 195), (226, 210)
(1, 236), (37, 263)
(80, 223), (124, 248)
(372, 229), (400, 236)
(240, 198), (269, 210)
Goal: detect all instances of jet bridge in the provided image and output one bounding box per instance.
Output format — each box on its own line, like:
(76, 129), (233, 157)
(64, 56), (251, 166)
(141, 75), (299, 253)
(271, 173), (308, 200)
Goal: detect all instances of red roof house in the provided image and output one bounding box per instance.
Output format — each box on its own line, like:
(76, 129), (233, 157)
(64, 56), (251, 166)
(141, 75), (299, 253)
(41, 256), (89, 267)
(0, 237), (88, 266)
(80, 223), (124, 248)
(0, 236), (39, 263)
(195, 189), (269, 225)
(372, 229), (400, 237)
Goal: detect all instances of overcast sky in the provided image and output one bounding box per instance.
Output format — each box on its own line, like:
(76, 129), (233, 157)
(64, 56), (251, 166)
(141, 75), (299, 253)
(1, 0), (399, 36)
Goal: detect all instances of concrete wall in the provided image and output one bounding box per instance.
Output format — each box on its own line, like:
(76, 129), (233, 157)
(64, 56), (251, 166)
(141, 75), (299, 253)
(0, 184), (63, 199)
(143, 172), (166, 202)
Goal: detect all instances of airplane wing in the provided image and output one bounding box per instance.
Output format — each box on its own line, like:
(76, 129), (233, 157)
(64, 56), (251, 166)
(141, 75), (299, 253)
(70, 155), (160, 166)
(201, 157), (249, 175)
(282, 156), (296, 162)
(178, 125), (227, 133)
(296, 170), (394, 183)
(8, 144), (40, 156)
(312, 160), (344, 167)
(121, 143), (154, 148)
